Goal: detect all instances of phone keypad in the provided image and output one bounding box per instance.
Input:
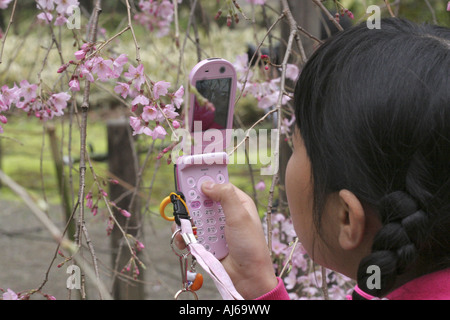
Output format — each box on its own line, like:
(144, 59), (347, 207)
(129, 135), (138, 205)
(185, 174), (227, 253)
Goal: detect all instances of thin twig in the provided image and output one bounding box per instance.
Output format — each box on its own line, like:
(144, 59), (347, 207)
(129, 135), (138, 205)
(311, 0), (344, 32)
(279, 237), (299, 278)
(0, 0), (17, 64)
(384, 0), (396, 17)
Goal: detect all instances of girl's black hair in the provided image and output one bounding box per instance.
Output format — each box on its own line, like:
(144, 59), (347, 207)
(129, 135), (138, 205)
(294, 18), (450, 298)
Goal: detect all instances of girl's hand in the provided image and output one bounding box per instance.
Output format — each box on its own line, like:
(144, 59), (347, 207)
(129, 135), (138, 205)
(172, 182), (278, 299)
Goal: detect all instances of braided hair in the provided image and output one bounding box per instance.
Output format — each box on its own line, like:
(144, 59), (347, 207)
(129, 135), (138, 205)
(293, 18), (450, 298)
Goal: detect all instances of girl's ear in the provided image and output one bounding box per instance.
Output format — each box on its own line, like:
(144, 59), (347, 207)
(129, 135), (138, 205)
(337, 190), (366, 251)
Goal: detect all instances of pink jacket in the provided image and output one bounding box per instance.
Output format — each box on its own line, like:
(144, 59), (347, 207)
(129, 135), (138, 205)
(256, 268), (450, 300)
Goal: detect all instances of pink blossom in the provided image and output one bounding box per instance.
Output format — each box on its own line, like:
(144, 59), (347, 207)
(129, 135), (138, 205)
(49, 92), (71, 117)
(120, 209), (131, 218)
(448, 1), (450, 11)
(172, 120), (180, 129)
(86, 197), (93, 209)
(158, 0), (174, 20)
(74, 49), (87, 60)
(1, 84), (19, 106)
(280, 116), (295, 135)
(233, 53), (250, 75)
(44, 294), (57, 300)
(271, 238), (287, 255)
(255, 180), (266, 190)
(112, 54), (128, 77)
(92, 57), (114, 81)
(19, 80), (38, 102)
(0, 0), (12, 10)
(162, 104), (178, 119)
(285, 64), (299, 81)
(153, 80), (171, 99)
(131, 94), (150, 107)
(36, 0), (54, 11)
(54, 15), (68, 26)
(114, 82), (130, 99)
(124, 64), (145, 90)
(37, 12), (53, 24)
(130, 116), (143, 134)
(0, 114), (7, 124)
(150, 125), (167, 140)
(2, 288), (18, 300)
(136, 240), (145, 251)
(69, 78), (80, 92)
(55, 0), (79, 15)
(258, 92), (278, 109)
(130, 116), (152, 136)
(284, 270), (298, 290)
(79, 62), (95, 82)
(141, 105), (159, 122)
(172, 85), (184, 109)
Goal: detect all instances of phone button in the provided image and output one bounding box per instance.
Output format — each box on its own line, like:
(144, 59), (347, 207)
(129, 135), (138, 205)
(187, 177), (196, 187)
(207, 226), (217, 234)
(197, 176), (214, 194)
(203, 199), (214, 207)
(191, 201), (201, 209)
(188, 189), (197, 199)
(216, 174), (225, 184)
(191, 210), (202, 218)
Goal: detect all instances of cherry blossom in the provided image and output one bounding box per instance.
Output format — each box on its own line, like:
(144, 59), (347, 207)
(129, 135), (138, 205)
(36, 0), (54, 11)
(69, 78), (80, 91)
(2, 288), (18, 300)
(120, 209), (131, 218)
(112, 54), (128, 77)
(172, 120), (180, 129)
(153, 80), (171, 100)
(285, 64), (300, 82)
(151, 125), (167, 140)
(37, 11), (53, 24)
(255, 180), (266, 190)
(134, 0), (175, 37)
(114, 82), (130, 99)
(171, 85), (184, 109)
(131, 94), (150, 107)
(54, 0), (79, 15)
(124, 64), (145, 90)
(0, 0), (12, 10)
(141, 105), (159, 122)
(92, 57), (114, 81)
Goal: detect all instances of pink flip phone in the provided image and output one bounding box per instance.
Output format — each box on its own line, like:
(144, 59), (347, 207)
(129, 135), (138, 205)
(175, 58), (237, 260)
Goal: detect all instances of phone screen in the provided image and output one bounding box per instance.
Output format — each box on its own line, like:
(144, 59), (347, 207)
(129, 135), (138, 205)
(193, 78), (231, 131)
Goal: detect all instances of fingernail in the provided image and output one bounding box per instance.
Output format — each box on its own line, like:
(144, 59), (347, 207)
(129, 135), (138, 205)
(202, 181), (215, 190)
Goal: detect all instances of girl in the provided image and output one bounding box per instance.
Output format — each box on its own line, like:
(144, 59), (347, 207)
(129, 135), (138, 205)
(178, 18), (450, 300)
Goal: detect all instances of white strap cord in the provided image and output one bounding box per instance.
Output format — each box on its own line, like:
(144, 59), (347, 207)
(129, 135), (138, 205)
(179, 219), (243, 300)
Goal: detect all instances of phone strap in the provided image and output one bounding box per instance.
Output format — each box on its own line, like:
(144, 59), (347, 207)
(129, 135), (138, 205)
(179, 219), (244, 300)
